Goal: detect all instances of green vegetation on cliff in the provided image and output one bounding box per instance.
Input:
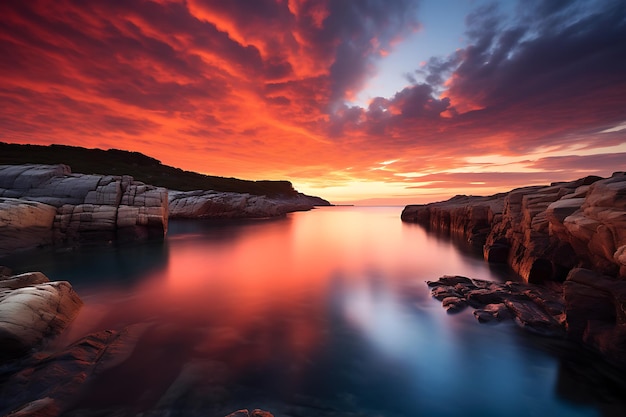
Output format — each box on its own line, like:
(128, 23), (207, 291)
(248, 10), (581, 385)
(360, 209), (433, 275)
(0, 142), (298, 197)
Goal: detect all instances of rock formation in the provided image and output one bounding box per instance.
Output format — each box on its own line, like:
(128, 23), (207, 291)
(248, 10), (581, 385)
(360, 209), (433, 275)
(402, 173), (626, 283)
(169, 189), (330, 219)
(0, 164), (168, 253)
(404, 172), (626, 368)
(427, 275), (566, 337)
(0, 271), (83, 360)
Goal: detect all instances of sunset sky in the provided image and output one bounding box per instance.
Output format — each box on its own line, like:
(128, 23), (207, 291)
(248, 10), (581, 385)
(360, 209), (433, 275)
(1, 0), (625, 204)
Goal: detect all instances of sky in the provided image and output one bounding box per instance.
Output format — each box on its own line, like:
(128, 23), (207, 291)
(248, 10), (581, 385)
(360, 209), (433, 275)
(1, 0), (625, 205)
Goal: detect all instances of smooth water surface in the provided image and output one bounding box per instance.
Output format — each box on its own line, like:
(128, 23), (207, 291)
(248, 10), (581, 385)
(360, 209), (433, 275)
(4, 207), (621, 416)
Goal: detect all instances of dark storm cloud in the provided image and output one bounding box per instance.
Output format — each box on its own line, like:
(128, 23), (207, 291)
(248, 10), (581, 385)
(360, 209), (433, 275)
(331, 0), (626, 159)
(446, 0), (626, 110)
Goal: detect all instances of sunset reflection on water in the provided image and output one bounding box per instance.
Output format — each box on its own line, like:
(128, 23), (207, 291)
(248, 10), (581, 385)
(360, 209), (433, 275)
(11, 207), (603, 416)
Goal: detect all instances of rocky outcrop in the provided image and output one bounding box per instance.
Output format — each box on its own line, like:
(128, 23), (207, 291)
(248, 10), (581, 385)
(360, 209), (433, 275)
(0, 271), (83, 359)
(406, 173), (626, 368)
(169, 189), (330, 219)
(0, 164), (168, 253)
(428, 269), (626, 368)
(402, 173), (626, 283)
(427, 275), (566, 337)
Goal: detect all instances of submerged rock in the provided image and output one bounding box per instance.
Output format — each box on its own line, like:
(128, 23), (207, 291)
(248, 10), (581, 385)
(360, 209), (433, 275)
(0, 325), (149, 417)
(427, 275), (566, 337)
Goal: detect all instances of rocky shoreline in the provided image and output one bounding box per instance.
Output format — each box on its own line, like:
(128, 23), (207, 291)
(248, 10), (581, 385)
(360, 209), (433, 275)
(402, 172), (626, 369)
(0, 164), (330, 255)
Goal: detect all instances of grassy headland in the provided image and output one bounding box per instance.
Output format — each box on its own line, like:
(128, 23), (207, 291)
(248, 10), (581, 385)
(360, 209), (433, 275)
(0, 142), (298, 197)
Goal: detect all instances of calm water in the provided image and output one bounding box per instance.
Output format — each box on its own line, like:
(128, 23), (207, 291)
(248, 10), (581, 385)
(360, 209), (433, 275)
(4, 207), (623, 416)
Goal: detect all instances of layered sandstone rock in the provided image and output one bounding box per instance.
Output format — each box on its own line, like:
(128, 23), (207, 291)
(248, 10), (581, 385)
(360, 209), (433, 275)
(0, 272), (83, 359)
(0, 164), (168, 253)
(563, 268), (626, 367)
(402, 173), (626, 283)
(0, 198), (57, 252)
(169, 189), (329, 219)
(225, 410), (274, 417)
(406, 173), (626, 367)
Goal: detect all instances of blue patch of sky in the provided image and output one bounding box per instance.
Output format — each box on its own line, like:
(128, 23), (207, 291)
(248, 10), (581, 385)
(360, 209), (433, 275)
(353, 0), (517, 107)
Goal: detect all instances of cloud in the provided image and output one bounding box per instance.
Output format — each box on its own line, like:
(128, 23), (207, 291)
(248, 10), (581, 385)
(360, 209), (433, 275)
(0, 0), (624, 203)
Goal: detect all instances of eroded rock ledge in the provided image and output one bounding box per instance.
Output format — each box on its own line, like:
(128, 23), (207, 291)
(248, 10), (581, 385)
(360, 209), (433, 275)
(0, 164), (168, 254)
(402, 172), (626, 283)
(404, 173), (626, 367)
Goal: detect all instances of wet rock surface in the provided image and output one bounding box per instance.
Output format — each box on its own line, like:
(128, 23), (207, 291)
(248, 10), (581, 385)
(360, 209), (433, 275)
(0, 325), (149, 417)
(427, 275), (566, 337)
(405, 173), (626, 368)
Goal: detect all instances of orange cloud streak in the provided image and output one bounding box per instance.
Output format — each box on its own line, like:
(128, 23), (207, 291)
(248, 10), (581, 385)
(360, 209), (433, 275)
(1, 0), (624, 204)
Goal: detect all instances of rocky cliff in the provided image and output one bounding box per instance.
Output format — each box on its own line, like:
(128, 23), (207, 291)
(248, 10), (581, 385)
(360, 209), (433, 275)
(402, 173), (626, 283)
(0, 164), (168, 254)
(402, 172), (626, 367)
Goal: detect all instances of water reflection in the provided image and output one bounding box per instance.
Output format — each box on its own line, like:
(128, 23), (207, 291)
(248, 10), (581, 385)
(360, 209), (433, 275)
(3, 207), (622, 416)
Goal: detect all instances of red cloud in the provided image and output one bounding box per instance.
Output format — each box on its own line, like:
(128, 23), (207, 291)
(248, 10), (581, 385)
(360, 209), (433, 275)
(0, 0), (624, 203)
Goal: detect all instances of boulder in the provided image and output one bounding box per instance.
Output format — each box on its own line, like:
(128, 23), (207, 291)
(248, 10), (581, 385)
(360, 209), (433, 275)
(0, 279), (83, 359)
(442, 296), (468, 313)
(473, 303), (512, 322)
(0, 272), (50, 289)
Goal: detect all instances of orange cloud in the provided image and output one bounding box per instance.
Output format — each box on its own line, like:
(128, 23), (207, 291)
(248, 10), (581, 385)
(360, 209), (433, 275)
(0, 0), (624, 204)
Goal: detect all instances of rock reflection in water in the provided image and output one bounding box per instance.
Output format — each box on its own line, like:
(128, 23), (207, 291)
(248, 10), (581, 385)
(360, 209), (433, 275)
(3, 207), (623, 416)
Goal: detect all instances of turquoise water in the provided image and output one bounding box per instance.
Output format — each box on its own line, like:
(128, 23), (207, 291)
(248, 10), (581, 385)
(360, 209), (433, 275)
(3, 207), (622, 416)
